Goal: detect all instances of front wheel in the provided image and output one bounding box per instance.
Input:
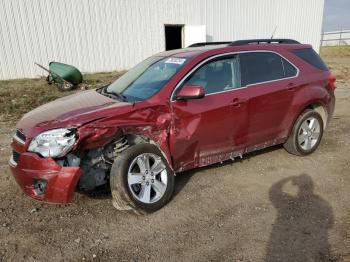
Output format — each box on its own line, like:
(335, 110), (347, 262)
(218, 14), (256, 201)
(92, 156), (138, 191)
(110, 143), (174, 213)
(284, 109), (324, 156)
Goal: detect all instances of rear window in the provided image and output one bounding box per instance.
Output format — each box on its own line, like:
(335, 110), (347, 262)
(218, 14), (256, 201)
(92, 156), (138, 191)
(292, 48), (328, 71)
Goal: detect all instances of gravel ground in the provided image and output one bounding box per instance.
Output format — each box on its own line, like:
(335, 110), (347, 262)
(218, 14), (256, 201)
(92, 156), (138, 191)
(0, 77), (349, 261)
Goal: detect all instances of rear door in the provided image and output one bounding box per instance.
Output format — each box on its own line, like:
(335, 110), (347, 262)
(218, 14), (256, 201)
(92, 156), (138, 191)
(170, 55), (249, 171)
(238, 51), (299, 148)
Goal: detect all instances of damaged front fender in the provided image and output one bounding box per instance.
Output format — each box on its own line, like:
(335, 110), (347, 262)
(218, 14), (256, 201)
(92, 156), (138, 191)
(76, 125), (122, 150)
(72, 104), (174, 169)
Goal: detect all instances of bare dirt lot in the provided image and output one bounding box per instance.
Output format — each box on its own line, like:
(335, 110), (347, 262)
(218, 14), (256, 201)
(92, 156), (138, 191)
(0, 49), (350, 261)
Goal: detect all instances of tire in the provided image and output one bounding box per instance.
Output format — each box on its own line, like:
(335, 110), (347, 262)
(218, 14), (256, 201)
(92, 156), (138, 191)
(284, 109), (324, 156)
(110, 143), (174, 214)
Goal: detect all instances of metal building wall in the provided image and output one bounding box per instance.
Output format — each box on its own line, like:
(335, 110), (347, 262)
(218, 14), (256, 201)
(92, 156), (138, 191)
(0, 0), (324, 79)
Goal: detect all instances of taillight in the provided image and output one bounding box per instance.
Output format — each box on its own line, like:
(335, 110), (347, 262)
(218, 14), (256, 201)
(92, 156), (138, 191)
(327, 73), (336, 91)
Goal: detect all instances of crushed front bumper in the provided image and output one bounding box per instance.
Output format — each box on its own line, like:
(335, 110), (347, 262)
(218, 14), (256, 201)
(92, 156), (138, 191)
(9, 152), (82, 204)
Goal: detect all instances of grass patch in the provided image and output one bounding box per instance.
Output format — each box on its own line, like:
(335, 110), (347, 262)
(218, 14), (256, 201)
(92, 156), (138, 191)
(326, 63), (350, 81)
(0, 71), (124, 123)
(320, 45), (350, 58)
(321, 46), (350, 81)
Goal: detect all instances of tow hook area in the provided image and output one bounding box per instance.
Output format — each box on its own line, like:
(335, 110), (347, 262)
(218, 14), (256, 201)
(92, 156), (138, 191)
(9, 152), (82, 203)
(33, 179), (48, 195)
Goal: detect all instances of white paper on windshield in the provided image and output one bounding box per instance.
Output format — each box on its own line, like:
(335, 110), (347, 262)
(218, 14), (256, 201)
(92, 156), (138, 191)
(165, 57), (186, 65)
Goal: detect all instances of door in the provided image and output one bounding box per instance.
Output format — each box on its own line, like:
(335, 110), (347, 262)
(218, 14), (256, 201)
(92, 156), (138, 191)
(183, 25), (206, 47)
(238, 52), (299, 148)
(169, 55), (249, 171)
(164, 25), (183, 50)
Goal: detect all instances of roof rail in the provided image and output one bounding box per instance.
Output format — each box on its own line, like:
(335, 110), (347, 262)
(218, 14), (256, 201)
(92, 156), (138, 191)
(188, 39), (300, 48)
(229, 39), (300, 46)
(188, 41), (232, 47)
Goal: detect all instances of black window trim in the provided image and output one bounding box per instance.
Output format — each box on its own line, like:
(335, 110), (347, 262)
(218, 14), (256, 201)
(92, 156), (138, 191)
(170, 50), (299, 101)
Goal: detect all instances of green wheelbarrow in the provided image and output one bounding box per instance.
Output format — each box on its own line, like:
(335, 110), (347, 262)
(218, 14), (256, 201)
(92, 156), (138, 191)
(35, 62), (83, 91)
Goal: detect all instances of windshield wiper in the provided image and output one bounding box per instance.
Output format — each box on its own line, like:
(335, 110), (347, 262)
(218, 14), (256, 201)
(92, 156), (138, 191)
(103, 86), (127, 102)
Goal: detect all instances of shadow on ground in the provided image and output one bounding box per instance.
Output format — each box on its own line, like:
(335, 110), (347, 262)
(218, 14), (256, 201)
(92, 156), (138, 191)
(266, 174), (338, 262)
(173, 145), (283, 198)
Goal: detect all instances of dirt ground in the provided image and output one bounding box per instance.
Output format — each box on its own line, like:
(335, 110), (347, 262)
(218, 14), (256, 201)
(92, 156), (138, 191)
(0, 57), (350, 262)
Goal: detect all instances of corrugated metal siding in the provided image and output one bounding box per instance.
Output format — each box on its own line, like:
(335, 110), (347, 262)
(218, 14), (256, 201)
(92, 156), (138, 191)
(0, 0), (324, 79)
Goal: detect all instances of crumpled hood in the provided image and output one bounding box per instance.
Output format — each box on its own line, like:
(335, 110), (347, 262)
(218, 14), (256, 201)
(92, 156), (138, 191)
(17, 90), (130, 138)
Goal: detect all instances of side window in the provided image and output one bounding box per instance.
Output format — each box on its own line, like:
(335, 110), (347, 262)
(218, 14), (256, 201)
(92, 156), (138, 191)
(184, 56), (241, 95)
(239, 52), (296, 86)
(282, 58), (297, 77)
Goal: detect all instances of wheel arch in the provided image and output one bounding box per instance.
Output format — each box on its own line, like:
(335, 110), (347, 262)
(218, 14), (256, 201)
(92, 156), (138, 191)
(307, 103), (328, 128)
(122, 133), (175, 173)
(288, 101), (328, 138)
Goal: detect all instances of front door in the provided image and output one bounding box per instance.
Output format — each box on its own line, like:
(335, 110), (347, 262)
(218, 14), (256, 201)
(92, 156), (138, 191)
(169, 55), (248, 171)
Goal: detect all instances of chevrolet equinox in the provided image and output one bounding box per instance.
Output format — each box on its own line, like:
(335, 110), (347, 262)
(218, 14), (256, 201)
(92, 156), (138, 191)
(9, 39), (336, 213)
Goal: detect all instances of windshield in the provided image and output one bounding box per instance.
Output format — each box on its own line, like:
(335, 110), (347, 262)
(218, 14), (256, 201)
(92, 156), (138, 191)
(106, 56), (188, 102)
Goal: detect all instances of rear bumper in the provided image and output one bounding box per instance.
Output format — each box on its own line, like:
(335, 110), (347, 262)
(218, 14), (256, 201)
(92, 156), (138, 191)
(9, 152), (82, 204)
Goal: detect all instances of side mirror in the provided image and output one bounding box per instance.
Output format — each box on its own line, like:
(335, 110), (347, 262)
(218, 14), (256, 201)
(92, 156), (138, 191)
(175, 85), (205, 100)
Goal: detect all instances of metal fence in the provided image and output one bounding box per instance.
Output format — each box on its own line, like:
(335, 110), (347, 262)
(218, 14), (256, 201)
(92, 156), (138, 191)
(321, 30), (350, 46)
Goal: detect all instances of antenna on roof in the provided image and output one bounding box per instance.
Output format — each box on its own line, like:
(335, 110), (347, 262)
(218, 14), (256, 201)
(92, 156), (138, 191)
(270, 26), (277, 39)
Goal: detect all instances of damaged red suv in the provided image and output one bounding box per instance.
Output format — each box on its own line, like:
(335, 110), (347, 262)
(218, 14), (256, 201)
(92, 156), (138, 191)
(9, 39), (336, 212)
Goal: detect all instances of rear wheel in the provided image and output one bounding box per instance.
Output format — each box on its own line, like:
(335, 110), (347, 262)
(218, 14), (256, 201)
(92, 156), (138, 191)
(110, 143), (174, 213)
(284, 109), (324, 156)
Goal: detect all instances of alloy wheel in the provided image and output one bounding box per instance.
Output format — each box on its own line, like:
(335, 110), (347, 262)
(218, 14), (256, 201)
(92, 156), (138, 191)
(297, 117), (321, 151)
(127, 153), (168, 204)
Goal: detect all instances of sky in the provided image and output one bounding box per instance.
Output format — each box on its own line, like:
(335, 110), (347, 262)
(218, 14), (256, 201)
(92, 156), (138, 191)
(323, 0), (350, 31)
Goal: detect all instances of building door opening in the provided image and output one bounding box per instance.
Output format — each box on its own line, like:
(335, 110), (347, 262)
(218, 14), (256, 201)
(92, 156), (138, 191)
(164, 25), (183, 50)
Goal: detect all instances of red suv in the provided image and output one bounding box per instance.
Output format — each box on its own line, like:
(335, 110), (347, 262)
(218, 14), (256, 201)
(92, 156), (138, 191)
(9, 39), (336, 212)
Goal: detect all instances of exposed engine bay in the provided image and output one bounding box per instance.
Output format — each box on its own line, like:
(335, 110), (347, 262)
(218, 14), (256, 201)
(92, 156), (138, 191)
(56, 136), (130, 191)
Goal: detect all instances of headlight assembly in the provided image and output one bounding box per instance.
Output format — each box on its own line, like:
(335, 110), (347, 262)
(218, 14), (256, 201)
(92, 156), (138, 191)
(28, 128), (76, 158)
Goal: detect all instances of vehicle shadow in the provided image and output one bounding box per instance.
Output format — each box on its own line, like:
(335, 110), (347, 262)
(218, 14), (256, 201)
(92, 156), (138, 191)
(85, 145), (283, 200)
(266, 174), (336, 262)
(80, 184), (111, 200)
(173, 145), (283, 198)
